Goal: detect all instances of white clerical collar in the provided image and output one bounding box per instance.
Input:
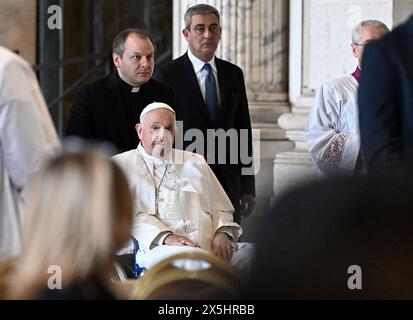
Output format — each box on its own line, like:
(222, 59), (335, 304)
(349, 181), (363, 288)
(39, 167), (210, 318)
(117, 72), (141, 93)
(187, 49), (217, 74)
(137, 143), (172, 167)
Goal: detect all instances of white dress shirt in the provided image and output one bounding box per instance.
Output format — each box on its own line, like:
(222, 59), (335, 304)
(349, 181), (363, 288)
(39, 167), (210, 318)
(187, 49), (221, 106)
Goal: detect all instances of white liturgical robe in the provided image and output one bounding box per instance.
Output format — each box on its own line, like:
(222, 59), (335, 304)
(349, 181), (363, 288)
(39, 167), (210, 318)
(113, 144), (253, 273)
(0, 46), (59, 261)
(305, 75), (360, 176)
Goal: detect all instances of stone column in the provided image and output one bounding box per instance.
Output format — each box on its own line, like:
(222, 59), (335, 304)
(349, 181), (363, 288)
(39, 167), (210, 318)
(273, 0), (412, 202)
(172, 0), (293, 219)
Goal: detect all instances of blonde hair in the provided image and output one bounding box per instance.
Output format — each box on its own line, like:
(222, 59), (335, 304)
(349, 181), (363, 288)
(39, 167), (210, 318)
(8, 149), (133, 299)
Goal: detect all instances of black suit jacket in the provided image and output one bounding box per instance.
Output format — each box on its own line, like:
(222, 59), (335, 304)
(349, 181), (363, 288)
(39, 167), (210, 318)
(358, 16), (413, 172)
(66, 72), (175, 153)
(153, 53), (255, 208)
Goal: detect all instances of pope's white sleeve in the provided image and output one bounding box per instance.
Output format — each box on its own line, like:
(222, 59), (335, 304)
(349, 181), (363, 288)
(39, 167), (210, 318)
(132, 212), (173, 252)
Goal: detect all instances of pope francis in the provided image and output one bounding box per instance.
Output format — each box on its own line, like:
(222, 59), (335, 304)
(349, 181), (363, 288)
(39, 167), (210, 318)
(112, 102), (253, 277)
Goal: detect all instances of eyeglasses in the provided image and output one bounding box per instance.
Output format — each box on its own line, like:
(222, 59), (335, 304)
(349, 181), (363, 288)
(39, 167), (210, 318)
(353, 40), (374, 47)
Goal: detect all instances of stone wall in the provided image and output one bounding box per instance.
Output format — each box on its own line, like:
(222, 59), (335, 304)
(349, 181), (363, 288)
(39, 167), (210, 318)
(302, 0), (393, 95)
(0, 0), (36, 64)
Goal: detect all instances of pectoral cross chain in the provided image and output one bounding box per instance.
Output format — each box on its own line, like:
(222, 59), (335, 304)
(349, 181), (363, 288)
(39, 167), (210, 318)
(138, 150), (168, 215)
(155, 186), (160, 215)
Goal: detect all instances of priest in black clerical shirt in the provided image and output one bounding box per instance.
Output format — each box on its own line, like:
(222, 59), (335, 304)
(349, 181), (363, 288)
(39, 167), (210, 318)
(66, 28), (174, 153)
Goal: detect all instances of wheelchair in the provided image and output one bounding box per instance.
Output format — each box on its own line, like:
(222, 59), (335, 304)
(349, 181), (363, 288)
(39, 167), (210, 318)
(113, 238), (145, 281)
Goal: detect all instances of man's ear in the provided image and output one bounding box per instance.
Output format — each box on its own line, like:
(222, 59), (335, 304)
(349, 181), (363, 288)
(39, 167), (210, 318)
(136, 123), (143, 140)
(183, 28), (190, 41)
(113, 52), (121, 68)
(351, 44), (358, 58)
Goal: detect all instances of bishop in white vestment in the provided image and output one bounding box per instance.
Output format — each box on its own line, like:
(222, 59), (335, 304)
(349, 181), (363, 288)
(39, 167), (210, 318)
(305, 20), (389, 176)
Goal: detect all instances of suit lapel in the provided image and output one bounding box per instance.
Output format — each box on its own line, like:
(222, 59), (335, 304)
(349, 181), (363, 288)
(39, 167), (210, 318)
(215, 58), (228, 126)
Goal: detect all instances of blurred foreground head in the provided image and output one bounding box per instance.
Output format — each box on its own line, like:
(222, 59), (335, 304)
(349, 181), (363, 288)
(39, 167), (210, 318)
(123, 252), (244, 300)
(250, 174), (413, 299)
(9, 145), (133, 299)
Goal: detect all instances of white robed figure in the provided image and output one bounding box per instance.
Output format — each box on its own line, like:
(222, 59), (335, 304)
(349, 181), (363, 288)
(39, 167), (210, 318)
(306, 75), (361, 175)
(305, 20), (389, 176)
(0, 46), (59, 261)
(113, 102), (253, 276)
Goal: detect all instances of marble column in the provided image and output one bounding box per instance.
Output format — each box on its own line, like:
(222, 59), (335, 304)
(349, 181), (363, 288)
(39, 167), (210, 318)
(273, 0), (413, 202)
(172, 0), (293, 221)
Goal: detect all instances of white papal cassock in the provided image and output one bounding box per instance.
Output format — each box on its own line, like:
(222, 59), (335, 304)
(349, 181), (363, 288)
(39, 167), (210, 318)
(305, 75), (360, 176)
(113, 144), (254, 275)
(0, 46), (59, 261)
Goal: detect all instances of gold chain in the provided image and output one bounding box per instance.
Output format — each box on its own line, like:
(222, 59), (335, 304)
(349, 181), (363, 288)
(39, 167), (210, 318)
(138, 150), (168, 215)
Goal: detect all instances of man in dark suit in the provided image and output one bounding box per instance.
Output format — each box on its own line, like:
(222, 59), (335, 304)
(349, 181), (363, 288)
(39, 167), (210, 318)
(66, 29), (174, 153)
(153, 4), (255, 224)
(358, 16), (413, 172)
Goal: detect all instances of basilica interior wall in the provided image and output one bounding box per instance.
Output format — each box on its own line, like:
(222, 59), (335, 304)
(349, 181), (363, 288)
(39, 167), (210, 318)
(0, 0), (36, 65)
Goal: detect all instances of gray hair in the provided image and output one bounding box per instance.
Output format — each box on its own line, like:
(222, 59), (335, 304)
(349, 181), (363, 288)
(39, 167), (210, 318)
(352, 20), (390, 44)
(113, 28), (156, 57)
(184, 4), (220, 30)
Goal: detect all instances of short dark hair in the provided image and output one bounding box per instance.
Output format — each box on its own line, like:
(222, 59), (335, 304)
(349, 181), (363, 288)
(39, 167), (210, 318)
(184, 4), (220, 30)
(112, 28), (156, 57)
